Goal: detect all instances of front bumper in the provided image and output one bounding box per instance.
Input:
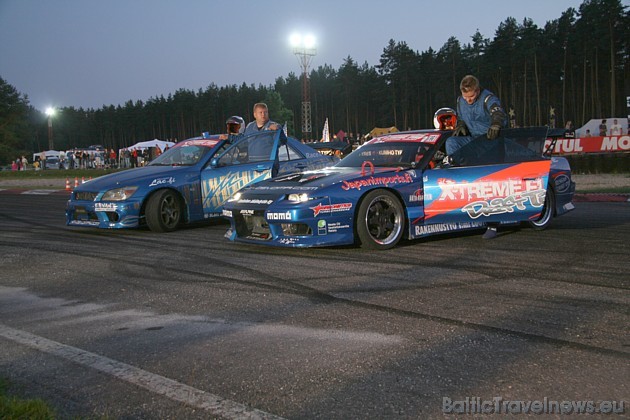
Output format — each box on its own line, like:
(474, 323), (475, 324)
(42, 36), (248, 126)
(223, 199), (355, 248)
(66, 198), (143, 229)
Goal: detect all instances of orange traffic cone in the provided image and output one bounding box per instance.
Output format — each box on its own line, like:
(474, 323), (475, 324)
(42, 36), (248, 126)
(81, 176), (85, 184)
(65, 178), (71, 191)
(74, 177), (79, 187)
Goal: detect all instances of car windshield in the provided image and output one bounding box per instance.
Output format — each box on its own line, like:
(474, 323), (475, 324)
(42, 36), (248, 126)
(149, 144), (214, 166)
(335, 142), (433, 168)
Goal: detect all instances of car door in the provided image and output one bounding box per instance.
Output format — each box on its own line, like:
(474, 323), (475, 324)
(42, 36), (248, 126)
(200, 130), (281, 216)
(422, 162), (550, 225)
(422, 128), (552, 225)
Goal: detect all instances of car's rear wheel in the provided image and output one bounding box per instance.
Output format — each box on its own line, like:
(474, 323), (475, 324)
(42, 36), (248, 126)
(145, 189), (182, 232)
(356, 189), (404, 250)
(528, 185), (555, 230)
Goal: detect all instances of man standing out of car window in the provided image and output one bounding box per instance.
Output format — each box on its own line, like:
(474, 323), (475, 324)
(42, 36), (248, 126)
(446, 75), (507, 240)
(447, 75), (507, 161)
(243, 103), (280, 135)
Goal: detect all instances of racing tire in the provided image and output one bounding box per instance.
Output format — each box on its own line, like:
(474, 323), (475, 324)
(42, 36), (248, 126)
(356, 189), (405, 250)
(528, 185), (555, 231)
(145, 189), (183, 232)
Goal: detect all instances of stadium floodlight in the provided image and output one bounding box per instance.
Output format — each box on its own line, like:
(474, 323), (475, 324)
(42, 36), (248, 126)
(290, 33), (317, 139)
(45, 107), (56, 149)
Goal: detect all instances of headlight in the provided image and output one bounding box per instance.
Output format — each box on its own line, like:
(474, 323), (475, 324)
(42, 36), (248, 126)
(287, 193), (310, 203)
(227, 192), (242, 202)
(101, 186), (138, 201)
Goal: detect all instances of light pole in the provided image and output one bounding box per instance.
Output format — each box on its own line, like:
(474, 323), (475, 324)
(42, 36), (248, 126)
(290, 33), (316, 140)
(45, 107), (55, 150)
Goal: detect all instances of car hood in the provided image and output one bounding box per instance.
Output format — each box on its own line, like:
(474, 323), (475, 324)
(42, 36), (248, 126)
(74, 165), (191, 192)
(241, 166), (416, 196)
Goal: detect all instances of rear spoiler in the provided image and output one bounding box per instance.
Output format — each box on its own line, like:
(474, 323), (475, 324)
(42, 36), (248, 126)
(544, 128), (574, 157)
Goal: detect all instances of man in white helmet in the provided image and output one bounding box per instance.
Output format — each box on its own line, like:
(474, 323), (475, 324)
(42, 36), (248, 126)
(219, 115), (245, 140)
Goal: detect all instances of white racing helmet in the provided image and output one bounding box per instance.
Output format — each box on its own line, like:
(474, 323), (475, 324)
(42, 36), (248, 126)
(226, 116), (245, 134)
(433, 108), (457, 130)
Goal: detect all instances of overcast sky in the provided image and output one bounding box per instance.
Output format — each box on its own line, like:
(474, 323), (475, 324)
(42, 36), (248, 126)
(0, 0), (585, 112)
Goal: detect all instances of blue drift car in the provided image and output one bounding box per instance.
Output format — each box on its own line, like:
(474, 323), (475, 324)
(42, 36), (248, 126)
(66, 129), (336, 231)
(222, 128), (575, 249)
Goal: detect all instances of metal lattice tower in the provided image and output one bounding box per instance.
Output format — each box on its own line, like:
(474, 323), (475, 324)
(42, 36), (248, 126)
(293, 45), (316, 139)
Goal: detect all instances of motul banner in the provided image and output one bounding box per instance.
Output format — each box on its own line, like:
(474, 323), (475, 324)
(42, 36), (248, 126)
(544, 136), (630, 155)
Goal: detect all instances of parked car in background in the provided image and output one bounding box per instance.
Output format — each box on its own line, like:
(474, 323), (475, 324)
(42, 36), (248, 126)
(44, 156), (61, 169)
(66, 129), (337, 232)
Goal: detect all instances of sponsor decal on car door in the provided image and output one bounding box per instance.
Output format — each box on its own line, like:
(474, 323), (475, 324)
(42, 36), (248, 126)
(200, 132), (280, 215)
(422, 160), (551, 224)
(201, 166), (273, 214)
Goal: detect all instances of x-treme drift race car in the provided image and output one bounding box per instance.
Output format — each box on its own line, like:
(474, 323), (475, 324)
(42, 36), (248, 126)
(222, 127), (575, 249)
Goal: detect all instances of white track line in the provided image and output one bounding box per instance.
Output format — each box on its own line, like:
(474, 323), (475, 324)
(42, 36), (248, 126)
(0, 324), (284, 420)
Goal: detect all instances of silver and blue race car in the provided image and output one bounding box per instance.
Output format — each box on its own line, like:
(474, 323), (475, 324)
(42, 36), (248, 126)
(222, 127), (576, 249)
(66, 129), (336, 231)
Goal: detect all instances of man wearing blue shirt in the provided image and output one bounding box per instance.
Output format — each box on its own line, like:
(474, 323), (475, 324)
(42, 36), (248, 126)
(446, 75), (507, 162)
(447, 75), (507, 239)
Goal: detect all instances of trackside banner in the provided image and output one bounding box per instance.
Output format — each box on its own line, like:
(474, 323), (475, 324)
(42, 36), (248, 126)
(544, 135), (630, 155)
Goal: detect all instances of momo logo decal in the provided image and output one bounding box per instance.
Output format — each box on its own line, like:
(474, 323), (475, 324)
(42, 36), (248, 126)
(310, 202), (352, 217)
(266, 211), (292, 220)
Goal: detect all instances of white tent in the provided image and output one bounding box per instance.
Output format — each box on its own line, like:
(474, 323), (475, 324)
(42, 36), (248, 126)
(32, 150), (63, 161)
(127, 139), (174, 151)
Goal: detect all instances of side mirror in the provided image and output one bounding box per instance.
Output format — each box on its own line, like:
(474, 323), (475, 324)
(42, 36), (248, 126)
(210, 158), (219, 168)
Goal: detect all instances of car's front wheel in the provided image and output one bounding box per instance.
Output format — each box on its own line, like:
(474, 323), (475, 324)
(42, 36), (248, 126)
(528, 185), (555, 230)
(145, 189), (182, 232)
(356, 189), (404, 250)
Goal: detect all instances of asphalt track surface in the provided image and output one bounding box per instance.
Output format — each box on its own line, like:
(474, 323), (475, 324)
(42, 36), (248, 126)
(0, 191), (628, 418)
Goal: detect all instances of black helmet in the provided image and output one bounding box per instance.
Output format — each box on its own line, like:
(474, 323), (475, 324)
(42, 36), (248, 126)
(226, 116), (245, 134)
(433, 108), (457, 130)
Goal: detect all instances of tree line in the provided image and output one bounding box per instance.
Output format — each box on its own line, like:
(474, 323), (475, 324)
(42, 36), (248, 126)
(0, 0), (628, 165)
